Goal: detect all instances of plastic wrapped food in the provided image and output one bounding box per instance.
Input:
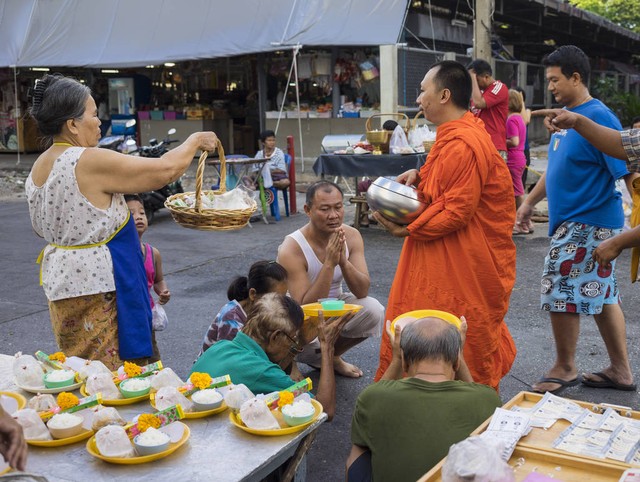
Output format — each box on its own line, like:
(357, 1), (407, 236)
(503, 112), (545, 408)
(442, 436), (515, 482)
(95, 425), (135, 458)
(13, 353), (45, 388)
(86, 372), (121, 399)
(14, 409), (52, 441)
(223, 383), (254, 411)
(91, 407), (126, 431)
(150, 368), (184, 391)
(154, 387), (193, 412)
(78, 360), (113, 381)
(239, 397), (279, 430)
(27, 393), (57, 412)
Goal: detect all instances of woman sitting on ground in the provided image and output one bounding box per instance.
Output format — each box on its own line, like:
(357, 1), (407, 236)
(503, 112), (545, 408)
(197, 260), (288, 357)
(191, 293), (353, 420)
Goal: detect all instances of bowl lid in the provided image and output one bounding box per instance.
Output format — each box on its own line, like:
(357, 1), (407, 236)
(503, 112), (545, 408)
(371, 177), (425, 202)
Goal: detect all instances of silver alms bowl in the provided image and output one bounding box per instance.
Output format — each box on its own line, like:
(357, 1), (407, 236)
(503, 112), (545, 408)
(365, 177), (428, 225)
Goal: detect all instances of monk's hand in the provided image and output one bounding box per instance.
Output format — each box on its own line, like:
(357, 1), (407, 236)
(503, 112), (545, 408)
(531, 108), (578, 133)
(396, 169), (420, 187)
(385, 320), (402, 361)
(325, 229), (345, 268)
(372, 211), (409, 237)
(593, 237), (622, 271)
(515, 203), (533, 232)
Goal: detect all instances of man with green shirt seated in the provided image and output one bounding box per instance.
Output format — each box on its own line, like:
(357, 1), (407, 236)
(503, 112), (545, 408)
(346, 317), (501, 481)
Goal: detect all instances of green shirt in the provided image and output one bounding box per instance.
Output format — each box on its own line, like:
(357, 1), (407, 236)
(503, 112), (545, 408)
(191, 332), (294, 395)
(350, 378), (501, 482)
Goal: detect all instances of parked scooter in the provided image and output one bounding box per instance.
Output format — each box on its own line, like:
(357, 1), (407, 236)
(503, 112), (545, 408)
(98, 119), (138, 154)
(137, 128), (183, 224)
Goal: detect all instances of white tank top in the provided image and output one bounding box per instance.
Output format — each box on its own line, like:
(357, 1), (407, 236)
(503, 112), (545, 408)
(287, 229), (349, 298)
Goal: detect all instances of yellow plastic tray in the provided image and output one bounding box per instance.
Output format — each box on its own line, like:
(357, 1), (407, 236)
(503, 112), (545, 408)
(27, 429), (94, 447)
(15, 380), (83, 394)
(229, 399), (323, 436)
(301, 303), (363, 318)
(390, 309), (462, 335)
(80, 385), (149, 406)
(86, 422), (190, 464)
(150, 396), (227, 419)
(0, 391), (27, 411)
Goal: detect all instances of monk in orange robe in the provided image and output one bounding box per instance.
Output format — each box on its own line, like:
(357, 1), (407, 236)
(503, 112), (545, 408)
(373, 61), (517, 390)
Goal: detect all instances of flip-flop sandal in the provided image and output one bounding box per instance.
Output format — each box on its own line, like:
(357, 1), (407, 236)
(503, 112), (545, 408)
(532, 376), (580, 395)
(581, 372), (637, 391)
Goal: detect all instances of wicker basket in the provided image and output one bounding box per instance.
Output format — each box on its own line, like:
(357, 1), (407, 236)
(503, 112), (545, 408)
(164, 143), (257, 231)
(365, 113), (410, 154)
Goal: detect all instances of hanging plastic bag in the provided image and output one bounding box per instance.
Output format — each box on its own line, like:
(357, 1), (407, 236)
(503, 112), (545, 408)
(152, 304), (168, 331)
(389, 125), (413, 154)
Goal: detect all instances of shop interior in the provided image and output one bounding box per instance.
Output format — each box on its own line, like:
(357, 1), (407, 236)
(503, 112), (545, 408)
(0, 47), (383, 155)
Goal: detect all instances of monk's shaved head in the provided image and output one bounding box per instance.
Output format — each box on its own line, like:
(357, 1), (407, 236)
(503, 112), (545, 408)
(400, 317), (461, 366)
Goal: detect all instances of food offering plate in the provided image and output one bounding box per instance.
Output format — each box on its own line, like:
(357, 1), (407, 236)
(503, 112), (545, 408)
(390, 309), (462, 336)
(86, 422), (190, 465)
(0, 391), (27, 411)
(149, 397), (227, 419)
(301, 303), (363, 318)
(27, 429), (94, 447)
(15, 380), (83, 395)
(80, 385), (149, 406)
(229, 399), (323, 436)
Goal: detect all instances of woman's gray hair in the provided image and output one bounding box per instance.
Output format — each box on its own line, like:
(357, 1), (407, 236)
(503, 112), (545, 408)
(29, 74), (91, 138)
(400, 319), (461, 366)
(242, 293), (304, 347)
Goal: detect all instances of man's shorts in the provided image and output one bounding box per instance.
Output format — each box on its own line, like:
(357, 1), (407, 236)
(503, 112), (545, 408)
(541, 221), (621, 315)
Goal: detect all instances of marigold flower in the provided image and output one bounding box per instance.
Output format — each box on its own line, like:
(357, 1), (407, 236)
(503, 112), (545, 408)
(137, 414), (161, 432)
(56, 392), (79, 411)
(277, 391), (294, 408)
(123, 361), (142, 378)
(190, 372), (212, 390)
(49, 352), (66, 363)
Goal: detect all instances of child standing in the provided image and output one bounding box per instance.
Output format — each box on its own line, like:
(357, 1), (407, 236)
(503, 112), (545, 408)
(125, 195), (170, 361)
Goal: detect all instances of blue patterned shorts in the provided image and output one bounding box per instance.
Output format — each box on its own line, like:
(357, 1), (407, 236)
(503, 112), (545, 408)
(541, 221), (621, 314)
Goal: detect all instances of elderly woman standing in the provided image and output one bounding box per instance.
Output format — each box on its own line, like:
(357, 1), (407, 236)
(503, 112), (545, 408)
(26, 74), (218, 369)
(192, 293), (352, 420)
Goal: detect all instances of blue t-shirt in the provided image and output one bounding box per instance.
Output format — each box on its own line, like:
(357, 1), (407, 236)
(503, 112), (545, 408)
(546, 99), (628, 235)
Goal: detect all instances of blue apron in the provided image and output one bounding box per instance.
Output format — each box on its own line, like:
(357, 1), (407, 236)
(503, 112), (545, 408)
(106, 214), (153, 359)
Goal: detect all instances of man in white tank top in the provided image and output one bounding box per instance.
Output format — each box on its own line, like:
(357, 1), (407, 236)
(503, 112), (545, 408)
(278, 181), (384, 377)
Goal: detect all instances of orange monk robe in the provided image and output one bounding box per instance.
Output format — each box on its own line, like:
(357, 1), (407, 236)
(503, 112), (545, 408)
(374, 112), (517, 390)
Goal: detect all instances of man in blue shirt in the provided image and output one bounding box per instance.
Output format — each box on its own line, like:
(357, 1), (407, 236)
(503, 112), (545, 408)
(516, 45), (636, 394)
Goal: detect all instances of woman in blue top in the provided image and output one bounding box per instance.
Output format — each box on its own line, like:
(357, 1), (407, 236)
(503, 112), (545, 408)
(198, 260), (288, 357)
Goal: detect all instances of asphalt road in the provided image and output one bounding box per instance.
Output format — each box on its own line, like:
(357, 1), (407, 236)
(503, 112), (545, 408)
(1, 192), (639, 481)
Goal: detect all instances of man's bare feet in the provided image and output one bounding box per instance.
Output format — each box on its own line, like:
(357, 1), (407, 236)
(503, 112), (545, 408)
(333, 356), (363, 378)
(289, 362), (304, 382)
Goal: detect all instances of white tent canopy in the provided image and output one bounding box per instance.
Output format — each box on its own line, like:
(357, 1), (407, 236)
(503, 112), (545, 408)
(0, 0), (409, 67)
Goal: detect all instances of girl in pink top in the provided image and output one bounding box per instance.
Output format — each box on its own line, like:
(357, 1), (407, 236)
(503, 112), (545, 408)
(506, 90), (530, 234)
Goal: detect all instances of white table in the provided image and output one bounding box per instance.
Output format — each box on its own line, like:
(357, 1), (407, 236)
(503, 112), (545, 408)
(0, 355), (326, 482)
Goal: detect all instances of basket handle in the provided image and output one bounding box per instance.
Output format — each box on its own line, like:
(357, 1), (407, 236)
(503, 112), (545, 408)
(366, 113), (410, 132)
(194, 141), (226, 212)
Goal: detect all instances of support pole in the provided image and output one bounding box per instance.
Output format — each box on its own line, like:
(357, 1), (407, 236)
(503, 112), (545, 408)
(287, 135), (297, 214)
(473, 0), (493, 63)
(12, 66), (21, 166)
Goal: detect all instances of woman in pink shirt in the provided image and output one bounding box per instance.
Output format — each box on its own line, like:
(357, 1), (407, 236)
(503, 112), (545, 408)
(507, 89), (531, 234)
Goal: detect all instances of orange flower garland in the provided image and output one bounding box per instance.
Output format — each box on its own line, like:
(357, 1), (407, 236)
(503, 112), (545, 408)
(49, 352), (66, 363)
(56, 392), (79, 411)
(123, 361), (142, 378)
(137, 414), (161, 432)
(277, 391), (294, 409)
(190, 372), (212, 390)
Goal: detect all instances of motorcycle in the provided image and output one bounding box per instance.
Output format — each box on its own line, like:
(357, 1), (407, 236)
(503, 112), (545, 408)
(137, 128), (183, 224)
(98, 119), (138, 154)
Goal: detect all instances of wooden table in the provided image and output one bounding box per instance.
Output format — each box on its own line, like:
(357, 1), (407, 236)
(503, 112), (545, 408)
(420, 391), (639, 481)
(0, 354), (327, 481)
